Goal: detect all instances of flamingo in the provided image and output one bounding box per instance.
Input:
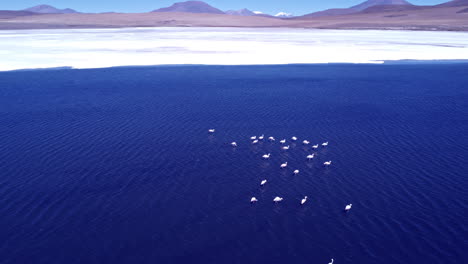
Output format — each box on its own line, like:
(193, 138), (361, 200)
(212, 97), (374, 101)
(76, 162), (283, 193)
(303, 140), (310, 145)
(208, 129), (215, 133)
(273, 197), (283, 203)
(312, 144), (319, 149)
(306, 154), (314, 160)
(259, 134), (264, 140)
(322, 142), (329, 147)
(345, 204), (352, 211)
(268, 136), (275, 141)
(250, 136), (256, 140)
(251, 197), (258, 203)
(293, 169), (299, 175)
(262, 153), (271, 159)
(252, 139), (259, 144)
(231, 142), (237, 147)
(280, 139), (286, 144)
(301, 196), (308, 205)
(328, 259), (334, 264)
(282, 145), (290, 150)
(291, 136), (297, 141)
(280, 162), (288, 168)
(324, 161), (332, 166)
(261, 179), (267, 186)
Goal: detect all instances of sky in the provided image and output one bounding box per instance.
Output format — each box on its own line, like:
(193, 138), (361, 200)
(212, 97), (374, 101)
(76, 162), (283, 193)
(2, 0), (450, 15)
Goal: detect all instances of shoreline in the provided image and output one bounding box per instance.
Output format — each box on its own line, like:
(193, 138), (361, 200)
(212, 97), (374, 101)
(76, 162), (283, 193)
(1, 24), (468, 32)
(1, 25), (468, 34)
(3, 60), (468, 73)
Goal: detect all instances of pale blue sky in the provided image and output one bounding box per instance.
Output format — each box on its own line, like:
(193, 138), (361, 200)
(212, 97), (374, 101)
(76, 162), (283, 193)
(3, 0), (449, 15)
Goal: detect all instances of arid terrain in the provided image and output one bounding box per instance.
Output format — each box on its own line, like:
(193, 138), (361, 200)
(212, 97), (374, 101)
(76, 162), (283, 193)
(1, 1), (468, 31)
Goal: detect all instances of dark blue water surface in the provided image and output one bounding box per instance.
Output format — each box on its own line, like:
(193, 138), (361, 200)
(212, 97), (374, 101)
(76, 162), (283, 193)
(0, 64), (467, 264)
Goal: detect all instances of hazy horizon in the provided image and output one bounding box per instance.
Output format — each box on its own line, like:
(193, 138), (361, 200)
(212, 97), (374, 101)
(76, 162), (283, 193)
(2, 0), (451, 16)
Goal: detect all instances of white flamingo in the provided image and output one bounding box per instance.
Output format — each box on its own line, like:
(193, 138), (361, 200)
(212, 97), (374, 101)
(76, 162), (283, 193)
(250, 136), (256, 140)
(322, 141), (329, 147)
(280, 139), (286, 144)
(303, 140), (310, 145)
(268, 136), (275, 141)
(208, 129), (215, 133)
(273, 196), (283, 203)
(345, 204), (352, 211)
(252, 139), (259, 144)
(301, 196), (308, 205)
(262, 153), (271, 159)
(259, 134), (264, 140)
(306, 154), (314, 160)
(251, 197), (258, 203)
(261, 179), (267, 186)
(312, 144), (319, 149)
(324, 161), (332, 166)
(328, 259), (334, 264)
(293, 169), (299, 175)
(231, 142), (237, 147)
(291, 136), (297, 141)
(280, 162), (288, 168)
(282, 145), (290, 150)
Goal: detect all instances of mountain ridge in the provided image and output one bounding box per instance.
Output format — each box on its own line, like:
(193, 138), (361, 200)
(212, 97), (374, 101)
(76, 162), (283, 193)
(302, 0), (413, 18)
(24, 4), (78, 14)
(225, 8), (255, 16)
(152, 1), (225, 14)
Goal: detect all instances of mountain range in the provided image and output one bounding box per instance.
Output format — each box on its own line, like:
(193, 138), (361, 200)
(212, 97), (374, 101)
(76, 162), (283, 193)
(302, 0), (414, 17)
(13, 0), (468, 17)
(0, 0), (467, 31)
(10, 0), (468, 16)
(23, 4), (78, 14)
(1, 0), (438, 17)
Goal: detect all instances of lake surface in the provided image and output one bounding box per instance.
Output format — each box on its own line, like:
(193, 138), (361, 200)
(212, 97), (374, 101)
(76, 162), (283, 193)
(0, 64), (467, 264)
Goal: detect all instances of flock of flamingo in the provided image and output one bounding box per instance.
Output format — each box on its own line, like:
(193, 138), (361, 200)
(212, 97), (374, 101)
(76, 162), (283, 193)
(209, 128), (348, 263)
(208, 129), (352, 212)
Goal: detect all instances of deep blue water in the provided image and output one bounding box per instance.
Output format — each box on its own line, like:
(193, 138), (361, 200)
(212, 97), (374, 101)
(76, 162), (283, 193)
(0, 64), (467, 264)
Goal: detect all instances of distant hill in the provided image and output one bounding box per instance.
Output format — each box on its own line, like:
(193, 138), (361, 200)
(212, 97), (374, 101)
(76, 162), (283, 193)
(358, 4), (424, 14)
(275, 12), (294, 18)
(0, 10), (37, 19)
(436, 0), (468, 7)
(300, 8), (356, 18)
(225, 8), (255, 16)
(350, 0), (412, 11)
(251, 11), (276, 18)
(24, 4), (78, 14)
(152, 1), (225, 14)
(302, 0), (412, 17)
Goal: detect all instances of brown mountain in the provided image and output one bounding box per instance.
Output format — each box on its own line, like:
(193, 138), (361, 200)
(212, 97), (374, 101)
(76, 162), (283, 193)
(152, 1), (225, 14)
(350, 0), (412, 11)
(0, 0), (467, 31)
(302, 0), (412, 17)
(0, 10), (37, 19)
(24, 4), (78, 14)
(436, 0), (468, 7)
(225, 8), (255, 16)
(357, 4), (425, 14)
